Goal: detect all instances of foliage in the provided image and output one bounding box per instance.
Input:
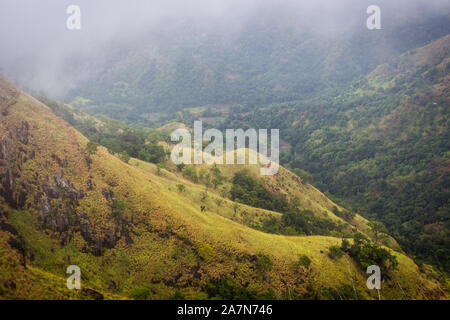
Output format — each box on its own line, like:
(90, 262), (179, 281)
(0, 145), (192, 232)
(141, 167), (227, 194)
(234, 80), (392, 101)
(118, 150), (130, 163)
(130, 286), (150, 300)
(138, 143), (166, 164)
(297, 255), (312, 269)
(156, 162), (165, 175)
(198, 244), (215, 262)
(232, 203), (240, 215)
(183, 166), (199, 183)
(255, 254), (273, 273)
(231, 170), (289, 213)
(342, 234), (398, 275)
(260, 210), (343, 237)
(328, 245), (343, 260)
(332, 206), (355, 222)
(172, 290), (186, 300)
(367, 221), (388, 244)
(205, 276), (257, 300)
(176, 163), (185, 172)
(111, 199), (125, 220)
(86, 141), (99, 155)
(176, 184), (186, 193)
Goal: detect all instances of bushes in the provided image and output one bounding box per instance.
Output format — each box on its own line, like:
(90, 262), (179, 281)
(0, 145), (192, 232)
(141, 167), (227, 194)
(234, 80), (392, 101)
(367, 221), (388, 244)
(328, 245), (343, 260)
(260, 210), (343, 237)
(205, 276), (257, 300)
(183, 166), (199, 183)
(176, 184), (186, 193)
(111, 199), (125, 219)
(210, 166), (225, 189)
(297, 255), (312, 269)
(130, 286), (150, 299)
(341, 239), (351, 252)
(341, 233), (398, 275)
(118, 150), (130, 163)
(198, 244), (215, 262)
(331, 206), (355, 222)
(86, 141), (99, 155)
(230, 170), (289, 213)
(231, 170), (343, 237)
(255, 254), (273, 273)
(138, 142), (166, 164)
(172, 290), (186, 300)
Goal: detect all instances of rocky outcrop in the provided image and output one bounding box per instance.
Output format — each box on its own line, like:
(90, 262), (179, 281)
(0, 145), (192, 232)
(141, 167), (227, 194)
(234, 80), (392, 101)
(16, 121), (29, 145)
(78, 212), (120, 255)
(102, 188), (114, 201)
(0, 93), (127, 256)
(81, 288), (104, 300)
(42, 169), (82, 201)
(0, 137), (15, 160)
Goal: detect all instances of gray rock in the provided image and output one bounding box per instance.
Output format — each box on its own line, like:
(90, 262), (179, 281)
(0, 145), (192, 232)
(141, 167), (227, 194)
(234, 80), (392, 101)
(16, 121), (29, 145)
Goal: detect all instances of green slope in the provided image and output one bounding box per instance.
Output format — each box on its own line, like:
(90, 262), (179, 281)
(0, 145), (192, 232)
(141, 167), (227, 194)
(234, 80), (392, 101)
(0, 77), (445, 299)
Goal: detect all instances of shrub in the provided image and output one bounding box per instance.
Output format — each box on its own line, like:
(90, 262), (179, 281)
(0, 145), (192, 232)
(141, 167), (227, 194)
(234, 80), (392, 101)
(332, 206), (355, 221)
(255, 254), (273, 273)
(343, 234), (398, 275)
(231, 170), (289, 212)
(183, 166), (198, 183)
(156, 162), (165, 175)
(86, 141), (99, 155)
(233, 203), (240, 215)
(341, 239), (351, 252)
(118, 150), (130, 163)
(328, 245), (343, 259)
(367, 221), (388, 244)
(111, 199), (125, 219)
(172, 290), (186, 300)
(200, 189), (208, 202)
(205, 276), (257, 300)
(138, 143), (166, 164)
(130, 286), (150, 300)
(198, 244), (215, 262)
(297, 255), (312, 269)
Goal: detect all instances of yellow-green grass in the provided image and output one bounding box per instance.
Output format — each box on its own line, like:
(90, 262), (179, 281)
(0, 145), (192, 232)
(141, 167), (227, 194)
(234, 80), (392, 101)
(0, 80), (444, 299)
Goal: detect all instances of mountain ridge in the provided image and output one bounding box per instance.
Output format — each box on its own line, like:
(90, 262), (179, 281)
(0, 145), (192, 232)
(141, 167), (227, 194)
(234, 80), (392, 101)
(0, 77), (445, 299)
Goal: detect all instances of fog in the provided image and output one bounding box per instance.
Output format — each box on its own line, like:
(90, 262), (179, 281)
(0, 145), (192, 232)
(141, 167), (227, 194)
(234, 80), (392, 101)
(0, 0), (449, 96)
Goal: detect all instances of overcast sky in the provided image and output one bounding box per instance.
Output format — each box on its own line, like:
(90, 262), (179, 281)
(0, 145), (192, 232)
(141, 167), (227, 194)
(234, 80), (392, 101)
(0, 0), (448, 95)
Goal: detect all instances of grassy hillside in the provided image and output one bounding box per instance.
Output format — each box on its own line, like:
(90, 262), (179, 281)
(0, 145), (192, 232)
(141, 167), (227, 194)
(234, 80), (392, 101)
(0, 77), (445, 299)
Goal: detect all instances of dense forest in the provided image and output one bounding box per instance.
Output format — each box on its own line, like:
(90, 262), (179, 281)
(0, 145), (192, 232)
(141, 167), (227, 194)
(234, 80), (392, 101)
(223, 36), (450, 270)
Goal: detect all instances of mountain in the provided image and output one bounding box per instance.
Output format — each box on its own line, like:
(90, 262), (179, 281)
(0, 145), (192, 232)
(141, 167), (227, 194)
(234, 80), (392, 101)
(65, 12), (450, 272)
(242, 34), (449, 270)
(66, 2), (450, 124)
(0, 77), (444, 299)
